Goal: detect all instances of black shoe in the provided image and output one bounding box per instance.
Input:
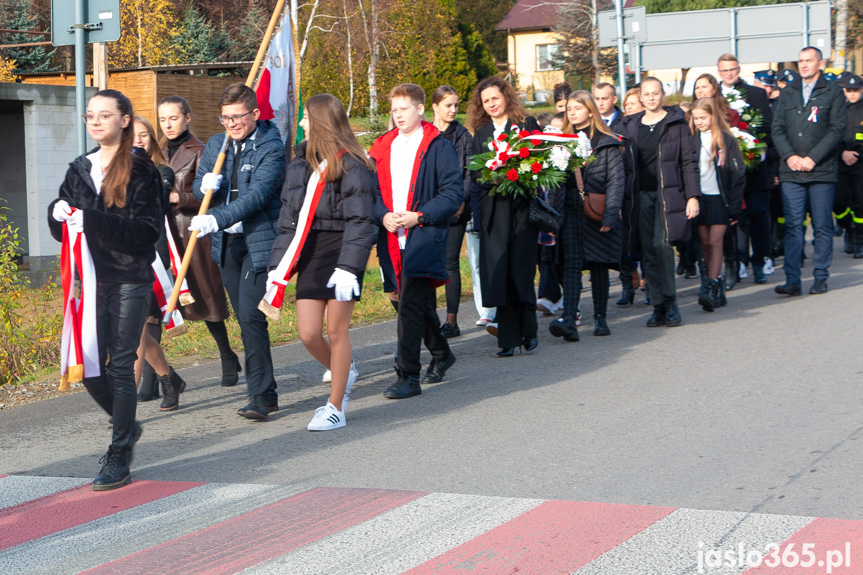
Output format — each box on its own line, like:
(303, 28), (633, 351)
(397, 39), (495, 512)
(665, 300), (682, 327)
(616, 284), (635, 305)
(137, 363), (160, 402)
(593, 315), (611, 336)
(440, 322), (461, 338)
(522, 337), (539, 351)
(92, 446), (131, 491)
(220, 352), (242, 387)
(383, 375), (421, 399)
(699, 280), (716, 312)
(549, 316), (580, 342)
(496, 347), (515, 357)
(646, 305), (666, 327)
(752, 265), (766, 284)
(158, 373), (179, 411)
(684, 264), (697, 279)
(775, 283), (802, 296)
(809, 279), (828, 294)
(676, 259), (686, 276)
(422, 352), (456, 383)
(236, 395), (279, 420)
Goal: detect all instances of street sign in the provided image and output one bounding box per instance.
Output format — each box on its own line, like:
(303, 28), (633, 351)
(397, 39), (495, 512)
(50, 0), (120, 47)
(598, 6), (647, 47)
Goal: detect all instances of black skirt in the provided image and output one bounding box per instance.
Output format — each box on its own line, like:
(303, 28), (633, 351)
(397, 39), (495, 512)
(295, 230), (364, 300)
(696, 195), (729, 226)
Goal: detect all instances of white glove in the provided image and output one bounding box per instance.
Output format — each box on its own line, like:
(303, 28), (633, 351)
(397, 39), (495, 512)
(201, 172), (223, 194)
(189, 214), (218, 238)
(266, 269), (283, 292)
(66, 209), (84, 234)
(52, 200), (73, 223)
(327, 268), (360, 302)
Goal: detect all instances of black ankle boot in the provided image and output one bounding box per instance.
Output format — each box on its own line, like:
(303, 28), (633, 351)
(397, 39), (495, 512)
(159, 373), (179, 411)
(616, 283), (635, 305)
(593, 315), (611, 336)
(137, 363), (160, 402)
(697, 257), (708, 290)
(549, 315), (580, 342)
(92, 445), (131, 491)
(665, 299), (682, 327)
(698, 279), (715, 312)
(646, 304), (666, 327)
(220, 352), (242, 387)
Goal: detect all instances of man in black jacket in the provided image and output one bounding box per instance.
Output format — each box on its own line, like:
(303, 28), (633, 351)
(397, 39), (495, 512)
(772, 47), (848, 295)
(594, 83), (624, 132)
(718, 53), (774, 286)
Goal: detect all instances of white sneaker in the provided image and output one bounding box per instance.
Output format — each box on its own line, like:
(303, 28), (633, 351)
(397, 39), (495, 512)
(763, 257), (775, 275)
(322, 361), (358, 385)
(476, 317), (494, 327)
(307, 401), (346, 431)
(536, 298), (555, 315)
(551, 297), (564, 314)
(738, 262), (749, 279)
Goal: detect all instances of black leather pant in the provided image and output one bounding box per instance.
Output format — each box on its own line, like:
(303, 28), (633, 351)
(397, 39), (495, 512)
(83, 282), (150, 452)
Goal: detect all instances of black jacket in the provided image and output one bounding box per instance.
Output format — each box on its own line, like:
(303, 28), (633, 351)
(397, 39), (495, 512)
(440, 120), (473, 225)
(621, 106), (701, 249)
(839, 99), (863, 176)
(606, 106), (625, 134)
(709, 131), (747, 222)
(48, 148), (165, 284)
(269, 142), (377, 277)
(772, 73), (848, 184)
(581, 131), (625, 266)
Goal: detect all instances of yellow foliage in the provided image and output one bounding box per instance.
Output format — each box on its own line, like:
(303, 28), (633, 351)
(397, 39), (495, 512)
(0, 56), (17, 83)
(108, 0), (180, 68)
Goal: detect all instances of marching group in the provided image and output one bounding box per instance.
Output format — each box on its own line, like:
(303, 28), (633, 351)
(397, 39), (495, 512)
(48, 45), (858, 490)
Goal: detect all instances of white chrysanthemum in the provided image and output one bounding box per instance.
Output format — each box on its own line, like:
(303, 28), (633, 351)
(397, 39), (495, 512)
(532, 175), (538, 181)
(575, 131), (593, 159)
(729, 99), (749, 112)
(518, 162), (530, 174)
(726, 88), (742, 99)
(549, 146), (572, 171)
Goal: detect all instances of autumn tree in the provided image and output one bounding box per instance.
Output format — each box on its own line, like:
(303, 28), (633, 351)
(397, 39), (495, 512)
(110, 0), (180, 68)
(0, 56), (16, 82)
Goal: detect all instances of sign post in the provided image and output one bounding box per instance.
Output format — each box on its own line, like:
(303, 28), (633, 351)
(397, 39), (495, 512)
(51, 0), (121, 155)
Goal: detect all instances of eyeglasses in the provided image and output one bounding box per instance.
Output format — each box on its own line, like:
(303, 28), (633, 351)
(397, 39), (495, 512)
(82, 112), (122, 124)
(219, 111), (254, 125)
(718, 67), (740, 74)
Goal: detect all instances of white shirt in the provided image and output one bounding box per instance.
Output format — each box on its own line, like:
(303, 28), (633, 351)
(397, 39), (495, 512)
(802, 79), (817, 105)
(699, 131), (720, 196)
(87, 149), (104, 195)
(389, 128), (423, 249)
(223, 129), (258, 235)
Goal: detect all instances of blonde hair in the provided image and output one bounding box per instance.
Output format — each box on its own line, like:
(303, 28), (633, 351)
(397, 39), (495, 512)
(689, 97), (730, 161)
(562, 90), (616, 139)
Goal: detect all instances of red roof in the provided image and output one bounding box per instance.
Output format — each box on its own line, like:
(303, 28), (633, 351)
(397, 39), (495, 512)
(496, 0), (568, 32)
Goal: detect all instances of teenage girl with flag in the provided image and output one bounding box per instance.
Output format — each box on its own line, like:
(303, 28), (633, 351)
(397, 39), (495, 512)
(48, 89), (165, 491)
(266, 94), (377, 430)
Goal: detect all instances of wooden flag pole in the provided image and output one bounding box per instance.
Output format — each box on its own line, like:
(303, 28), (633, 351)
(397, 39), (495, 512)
(164, 0), (287, 320)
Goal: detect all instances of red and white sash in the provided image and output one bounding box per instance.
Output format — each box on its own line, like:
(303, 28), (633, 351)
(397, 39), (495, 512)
(59, 212), (99, 390)
(259, 160), (328, 321)
(152, 256), (187, 337)
(164, 216), (195, 306)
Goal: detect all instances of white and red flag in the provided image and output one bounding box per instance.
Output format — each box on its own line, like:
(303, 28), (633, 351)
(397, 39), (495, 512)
(255, 6), (297, 152)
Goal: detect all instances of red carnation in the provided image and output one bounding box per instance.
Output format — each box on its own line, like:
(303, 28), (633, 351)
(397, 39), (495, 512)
(739, 121), (749, 130)
(531, 162), (542, 174)
(519, 147), (530, 159)
(519, 130), (530, 138)
(498, 152), (509, 162)
(497, 132), (508, 141)
(506, 169), (519, 181)
(530, 130), (541, 135)
(530, 138), (541, 146)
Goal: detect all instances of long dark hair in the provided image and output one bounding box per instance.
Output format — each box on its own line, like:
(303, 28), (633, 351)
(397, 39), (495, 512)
(157, 95), (194, 147)
(94, 89), (134, 208)
(691, 74), (733, 122)
(466, 76), (528, 131)
(305, 94), (375, 181)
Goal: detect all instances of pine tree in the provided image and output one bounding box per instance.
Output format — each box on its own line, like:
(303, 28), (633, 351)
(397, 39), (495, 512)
(170, 4), (219, 64)
(233, 0), (269, 61)
(110, 0), (179, 68)
(0, 0), (57, 73)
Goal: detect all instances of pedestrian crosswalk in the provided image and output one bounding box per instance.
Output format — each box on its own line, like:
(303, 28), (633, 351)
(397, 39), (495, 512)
(1, 474), (861, 574)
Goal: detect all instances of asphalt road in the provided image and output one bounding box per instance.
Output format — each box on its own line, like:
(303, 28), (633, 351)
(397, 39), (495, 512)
(2, 237), (862, 522)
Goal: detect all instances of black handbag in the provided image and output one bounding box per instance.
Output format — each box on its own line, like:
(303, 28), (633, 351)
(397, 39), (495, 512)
(528, 195), (561, 234)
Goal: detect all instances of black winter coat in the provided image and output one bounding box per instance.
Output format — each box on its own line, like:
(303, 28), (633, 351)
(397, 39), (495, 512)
(48, 148), (165, 284)
(470, 116), (543, 307)
(772, 74), (847, 184)
(269, 142), (377, 277)
(193, 120), (286, 273)
(705, 131), (747, 222)
(581, 132), (625, 266)
(621, 106), (701, 250)
(440, 120), (473, 225)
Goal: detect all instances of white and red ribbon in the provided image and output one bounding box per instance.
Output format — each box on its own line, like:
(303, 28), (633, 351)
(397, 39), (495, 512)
(808, 106), (819, 123)
(59, 209), (99, 390)
(152, 256), (187, 337)
(259, 160), (328, 320)
(164, 216), (194, 306)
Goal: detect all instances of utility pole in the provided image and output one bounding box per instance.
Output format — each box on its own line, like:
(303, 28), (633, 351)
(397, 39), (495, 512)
(614, 0), (627, 95)
(836, 0), (849, 71)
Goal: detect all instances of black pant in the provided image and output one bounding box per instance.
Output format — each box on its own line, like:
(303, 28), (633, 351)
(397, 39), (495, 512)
(537, 244), (563, 302)
(83, 282), (150, 452)
(589, 263), (610, 317)
(397, 273), (450, 377)
(559, 197), (584, 318)
(638, 191), (677, 303)
(444, 223), (466, 314)
(221, 234), (277, 401)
